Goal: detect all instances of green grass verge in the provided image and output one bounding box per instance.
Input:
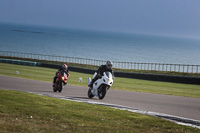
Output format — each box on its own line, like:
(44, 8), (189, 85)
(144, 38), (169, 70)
(0, 63), (200, 98)
(0, 89), (198, 132)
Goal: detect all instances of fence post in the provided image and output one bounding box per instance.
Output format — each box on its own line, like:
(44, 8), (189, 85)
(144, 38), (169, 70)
(192, 65), (193, 73)
(170, 64), (172, 71)
(174, 64), (176, 72)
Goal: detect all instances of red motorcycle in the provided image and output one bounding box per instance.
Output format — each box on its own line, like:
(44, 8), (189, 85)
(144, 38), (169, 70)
(53, 71), (69, 92)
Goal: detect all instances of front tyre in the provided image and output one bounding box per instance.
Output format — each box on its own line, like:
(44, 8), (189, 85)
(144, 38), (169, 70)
(88, 88), (94, 98)
(98, 85), (107, 100)
(58, 82), (63, 92)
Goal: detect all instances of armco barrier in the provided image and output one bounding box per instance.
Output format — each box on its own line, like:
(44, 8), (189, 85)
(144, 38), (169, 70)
(0, 59), (39, 66)
(40, 63), (200, 85)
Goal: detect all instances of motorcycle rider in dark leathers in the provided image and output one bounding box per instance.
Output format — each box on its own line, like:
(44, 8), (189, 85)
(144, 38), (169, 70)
(88, 61), (114, 88)
(53, 64), (70, 87)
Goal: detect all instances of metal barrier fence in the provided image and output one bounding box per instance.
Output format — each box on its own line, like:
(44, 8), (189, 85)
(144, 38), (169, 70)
(0, 51), (199, 73)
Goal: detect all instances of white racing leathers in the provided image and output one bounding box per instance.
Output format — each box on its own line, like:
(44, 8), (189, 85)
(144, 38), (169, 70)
(88, 71), (114, 100)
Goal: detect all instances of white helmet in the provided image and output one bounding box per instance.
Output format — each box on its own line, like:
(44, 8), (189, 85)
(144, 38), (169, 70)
(62, 64), (68, 71)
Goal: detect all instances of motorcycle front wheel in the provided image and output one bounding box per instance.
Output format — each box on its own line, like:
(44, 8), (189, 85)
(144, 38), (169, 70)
(88, 88), (94, 98)
(58, 82), (63, 92)
(98, 85), (107, 100)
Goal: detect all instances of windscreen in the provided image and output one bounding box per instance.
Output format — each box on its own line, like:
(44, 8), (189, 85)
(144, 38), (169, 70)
(105, 71), (112, 78)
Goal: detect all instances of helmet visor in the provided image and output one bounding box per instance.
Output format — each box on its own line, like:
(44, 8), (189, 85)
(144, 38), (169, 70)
(107, 64), (112, 69)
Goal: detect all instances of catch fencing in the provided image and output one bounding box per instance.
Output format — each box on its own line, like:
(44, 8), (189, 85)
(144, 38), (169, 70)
(0, 51), (199, 73)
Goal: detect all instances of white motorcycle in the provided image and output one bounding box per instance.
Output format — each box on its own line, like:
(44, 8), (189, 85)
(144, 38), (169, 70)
(87, 71), (114, 100)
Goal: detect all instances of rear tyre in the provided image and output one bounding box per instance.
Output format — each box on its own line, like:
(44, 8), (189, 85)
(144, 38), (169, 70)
(88, 88), (94, 98)
(53, 87), (57, 92)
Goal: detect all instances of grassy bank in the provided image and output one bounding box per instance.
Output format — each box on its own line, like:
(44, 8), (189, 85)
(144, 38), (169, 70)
(0, 63), (200, 98)
(0, 89), (198, 132)
(1, 56), (200, 77)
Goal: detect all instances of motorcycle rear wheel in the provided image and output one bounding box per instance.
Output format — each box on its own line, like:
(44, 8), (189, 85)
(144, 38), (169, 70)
(53, 87), (57, 92)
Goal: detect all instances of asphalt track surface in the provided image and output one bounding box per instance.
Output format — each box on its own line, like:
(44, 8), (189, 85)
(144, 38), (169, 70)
(1, 75), (200, 128)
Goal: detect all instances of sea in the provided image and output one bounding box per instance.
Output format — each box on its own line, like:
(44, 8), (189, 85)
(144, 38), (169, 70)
(0, 23), (200, 65)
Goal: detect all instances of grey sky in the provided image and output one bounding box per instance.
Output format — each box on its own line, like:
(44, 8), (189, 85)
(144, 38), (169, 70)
(0, 0), (200, 38)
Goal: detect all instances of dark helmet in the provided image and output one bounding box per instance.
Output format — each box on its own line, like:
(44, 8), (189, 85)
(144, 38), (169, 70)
(106, 61), (113, 69)
(62, 64), (68, 71)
